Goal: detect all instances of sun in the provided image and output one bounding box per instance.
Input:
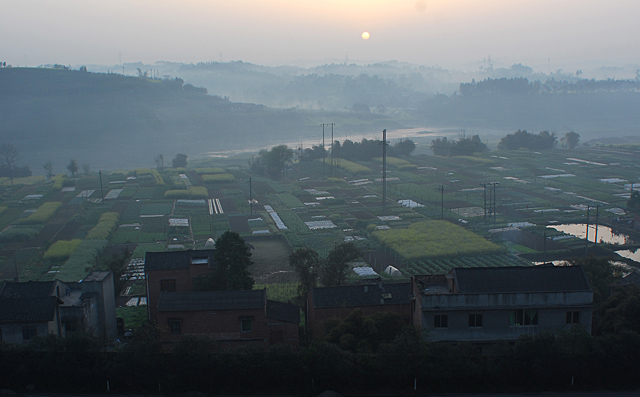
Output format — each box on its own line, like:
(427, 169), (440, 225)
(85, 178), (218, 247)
(361, 31), (370, 40)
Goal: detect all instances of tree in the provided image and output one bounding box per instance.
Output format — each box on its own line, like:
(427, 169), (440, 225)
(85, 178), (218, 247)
(0, 143), (19, 185)
(321, 242), (361, 286)
(82, 164), (91, 175)
(565, 131), (580, 149)
(201, 231), (254, 291)
(568, 256), (621, 303)
(289, 248), (319, 300)
(250, 145), (293, 180)
(172, 153), (188, 168)
(154, 154), (164, 169)
(394, 139), (416, 156)
(627, 191), (640, 215)
(594, 284), (640, 335)
(67, 159), (79, 176)
(43, 160), (54, 180)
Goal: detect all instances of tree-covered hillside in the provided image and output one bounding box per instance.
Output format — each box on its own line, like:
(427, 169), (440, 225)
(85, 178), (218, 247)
(0, 68), (396, 172)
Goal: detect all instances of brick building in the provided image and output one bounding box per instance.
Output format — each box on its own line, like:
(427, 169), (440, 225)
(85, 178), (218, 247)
(145, 249), (216, 323)
(145, 249), (300, 347)
(307, 282), (412, 338)
(157, 289), (299, 347)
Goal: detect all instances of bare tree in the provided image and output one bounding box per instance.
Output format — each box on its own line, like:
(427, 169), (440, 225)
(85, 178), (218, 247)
(43, 160), (54, 180)
(82, 164), (91, 175)
(0, 143), (19, 185)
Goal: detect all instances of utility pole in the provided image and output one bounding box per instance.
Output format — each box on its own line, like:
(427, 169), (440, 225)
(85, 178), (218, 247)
(321, 123), (334, 177)
(439, 184), (445, 220)
(585, 205), (591, 257)
(489, 182), (500, 228)
(99, 171), (104, 203)
(593, 204), (600, 248)
(543, 230), (547, 265)
(249, 178), (253, 215)
(381, 129), (388, 214)
(479, 183), (487, 220)
(331, 123), (335, 177)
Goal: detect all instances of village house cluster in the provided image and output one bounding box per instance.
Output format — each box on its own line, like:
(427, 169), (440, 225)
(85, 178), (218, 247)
(1, 249), (595, 348)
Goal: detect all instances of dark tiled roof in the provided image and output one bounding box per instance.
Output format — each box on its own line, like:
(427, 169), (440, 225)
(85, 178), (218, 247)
(158, 289), (265, 312)
(0, 297), (59, 323)
(453, 266), (591, 294)
(145, 249), (216, 271)
(81, 271), (110, 282)
(312, 283), (411, 309)
(0, 281), (57, 299)
(266, 300), (300, 324)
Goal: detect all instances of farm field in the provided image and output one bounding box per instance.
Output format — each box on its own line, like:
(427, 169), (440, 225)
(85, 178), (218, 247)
(1, 144), (639, 300)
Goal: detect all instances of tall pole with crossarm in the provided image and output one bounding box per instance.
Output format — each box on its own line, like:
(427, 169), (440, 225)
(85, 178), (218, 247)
(381, 129), (388, 214)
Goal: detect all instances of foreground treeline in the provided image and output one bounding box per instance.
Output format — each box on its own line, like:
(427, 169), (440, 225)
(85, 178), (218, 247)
(1, 327), (640, 394)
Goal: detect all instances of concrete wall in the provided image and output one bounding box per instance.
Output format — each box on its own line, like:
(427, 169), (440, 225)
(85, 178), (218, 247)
(418, 291), (593, 342)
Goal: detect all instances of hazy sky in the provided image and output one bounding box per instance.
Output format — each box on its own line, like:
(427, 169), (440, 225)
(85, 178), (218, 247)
(2, 0), (639, 70)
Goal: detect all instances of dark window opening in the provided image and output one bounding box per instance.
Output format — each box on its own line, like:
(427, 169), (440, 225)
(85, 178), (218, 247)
(566, 311), (580, 324)
(160, 279), (176, 292)
(468, 313), (483, 327)
(434, 314), (448, 328)
(169, 319), (182, 334)
(241, 318), (253, 333)
(511, 309), (538, 326)
(22, 326), (37, 341)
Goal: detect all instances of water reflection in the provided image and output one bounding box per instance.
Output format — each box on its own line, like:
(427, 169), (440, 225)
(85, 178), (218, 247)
(616, 248), (640, 263)
(548, 224), (632, 245)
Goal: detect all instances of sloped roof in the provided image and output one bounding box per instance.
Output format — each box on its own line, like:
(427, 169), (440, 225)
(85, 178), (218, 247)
(266, 300), (300, 324)
(452, 266), (591, 294)
(0, 296), (59, 323)
(0, 280), (57, 299)
(312, 283), (411, 309)
(81, 271), (111, 282)
(145, 249), (216, 271)
(158, 289), (265, 312)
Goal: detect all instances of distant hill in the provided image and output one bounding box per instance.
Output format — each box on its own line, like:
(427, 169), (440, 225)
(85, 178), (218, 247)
(0, 68), (395, 172)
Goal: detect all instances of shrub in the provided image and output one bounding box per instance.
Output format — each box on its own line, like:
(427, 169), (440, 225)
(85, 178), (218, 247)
(202, 173), (235, 183)
(373, 220), (501, 260)
(86, 212), (119, 240)
(0, 227), (38, 242)
(333, 159), (371, 174)
(194, 167), (226, 174)
(19, 202), (62, 224)
(58, 239), (108, 281)
(44, 239), (82, 260)
(164, 186), (208, 200)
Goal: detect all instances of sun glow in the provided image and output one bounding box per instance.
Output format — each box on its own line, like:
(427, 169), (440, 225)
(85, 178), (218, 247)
(361, 31), (370, 40)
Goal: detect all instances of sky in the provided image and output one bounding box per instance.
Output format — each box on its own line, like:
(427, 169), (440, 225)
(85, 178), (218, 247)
(2, 0), (639, 71)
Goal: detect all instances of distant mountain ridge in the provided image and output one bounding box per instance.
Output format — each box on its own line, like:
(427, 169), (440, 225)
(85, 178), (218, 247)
(0, 68), (394, 171)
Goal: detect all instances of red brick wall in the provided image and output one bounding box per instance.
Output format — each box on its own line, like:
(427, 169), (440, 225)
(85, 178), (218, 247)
(147, 265), (213, 322)
(157, 308), (299, 347)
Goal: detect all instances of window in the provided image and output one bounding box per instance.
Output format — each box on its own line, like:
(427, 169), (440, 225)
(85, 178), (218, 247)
(22, 326), (37, 341)
(169, 319), (182, 334)
(566, 311), (580, 324)
(241, 318), (253, 333)
(510, 309), (538, 326)
(160, 279), (176, 292)
(191, 257), (209, 265)
(468, 313), (483, 327)
(433, 314), (448, 328)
